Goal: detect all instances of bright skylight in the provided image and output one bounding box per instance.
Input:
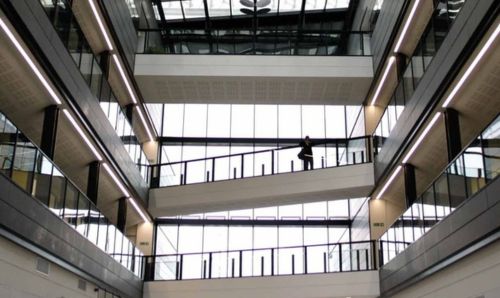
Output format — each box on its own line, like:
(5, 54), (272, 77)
(160, 0), (350, 20)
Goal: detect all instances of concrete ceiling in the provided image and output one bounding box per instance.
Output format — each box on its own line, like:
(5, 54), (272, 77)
(134, 55), (374, 105)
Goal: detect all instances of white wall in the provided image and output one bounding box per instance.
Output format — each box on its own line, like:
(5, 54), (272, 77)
(144, 271), (380, 298)
(391, 239), (500, 298)
(0, 235), (99, 298)
(149, 163), (374, 216)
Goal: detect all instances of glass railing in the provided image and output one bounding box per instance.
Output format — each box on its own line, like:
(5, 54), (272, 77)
(137, 29), (371, 55)
(143, 240), (376, 281)
(38, 0), (150, 181)
(0, 111), (144, 277)
(373, 0), (468, 153)
(379, 114), (499, 265)
(150, 136), (371, 187)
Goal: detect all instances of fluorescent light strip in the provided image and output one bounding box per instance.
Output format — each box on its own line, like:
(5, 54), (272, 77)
(135, 106), (154, 141)
(370, 56), (396, 106)
(102, 162), (130, 198)
(112, 54), (137, 104)
(402, 112), (442, 164)
(62, 109), (103, 161)
(88, 0), (114, 51)
(442, 24), (500, 108)
(129, 198), (150, 223)
(376, 166), (402, 200)
(0, 19), (62, 105)
(394, 0), (421, 53)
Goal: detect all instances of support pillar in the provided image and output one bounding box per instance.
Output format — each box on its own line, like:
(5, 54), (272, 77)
(404, 164), (417, 208)
(117, 197), (127, 233)
(99, 50), (112, 79)
(86, 161), (100, 205)
(444, 108), (462, 162)
(40, 105), (59, 159)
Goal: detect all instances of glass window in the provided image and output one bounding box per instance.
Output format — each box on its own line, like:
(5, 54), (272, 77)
(325, 106), (346, 138)
(12, 140), (36, 192)
(32, 154), (53, 205)
(255, 105), (277, 138)
(302, 105), (325, 138)
(434, 173), (451, 219)
(183, 104), (207, 137)
(49, 167), (66, 217)
(482, 116), (500, 181)
(278, 105), (301, 138)
(63, 183), (79, 228)
(207, 104), (230, 137)
(163, 104), (184, 136)
(76, 193), (89, 237)
(231, 105), (254, 137)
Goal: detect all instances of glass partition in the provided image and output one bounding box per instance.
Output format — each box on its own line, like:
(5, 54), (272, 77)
(38, 0), (150, 182)
(373, 0), (468, 154)
(0, 111), (144, 277)
(379, 114), (500, 265)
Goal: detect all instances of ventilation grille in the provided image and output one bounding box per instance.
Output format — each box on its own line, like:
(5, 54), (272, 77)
(36, 258), (50, 275)
(78, 279), (87, 291)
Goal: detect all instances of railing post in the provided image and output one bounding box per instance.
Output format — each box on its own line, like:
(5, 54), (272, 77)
(233, 167), (237, 179)
(209, 252), (213, 279)
(304, 246), (308, 274)
(180, 174), (184, 185)
(352, 152), (356, 164)
(203, 260), (207, 279)
(261, 256), (264, 276)
(291, 254), (295, 275)
(231, 258), (235, 278)
(179, 255), (183, 280)
(339, 244), (343, 272)
(271, 248), (275, 276)
(321, 156), (325, 168)
(239, 251), (243, 277)
(356, 250), (360, 271)
(183, 162), (187, 185)
(323, 252), (327, 273)
(261, 164), (265, 176)
(175, 260), (180, 280)
(206, 171), (210, 183)
(336, 141), (339, 166)
(241, 154), (244, 178)
(212, 158), (215, 182)
(291, 160), (294, 172)
(365, 249), (369, 270)
(271, 151), (275, 174)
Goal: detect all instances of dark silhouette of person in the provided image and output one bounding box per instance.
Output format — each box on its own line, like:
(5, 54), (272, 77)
(300, 136), (313, 170)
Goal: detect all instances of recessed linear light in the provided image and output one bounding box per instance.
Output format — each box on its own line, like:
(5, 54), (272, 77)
(402, 112), (441, 164)
(370, 56), (396, 106)
(375, 165), (402, 200)
(394, 0), (421, 53)
(112, 54), (137, 104)
(129, 197), (151, 223)
(62, 109), (102, 161)
(88, 0), (113, 51)
(0, 18), (62, 105)
(442, 23), (500, 108)
(135, 106), (154, 142)
(102, 162), (130, 198)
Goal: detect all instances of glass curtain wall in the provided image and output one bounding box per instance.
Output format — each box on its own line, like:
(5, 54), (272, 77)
(0, 111), (144, 277)
(379, 115), (499, 265)
(373, 0), (468, 153)
(154, 197), (372, 280)
(38, 0), (150, 181)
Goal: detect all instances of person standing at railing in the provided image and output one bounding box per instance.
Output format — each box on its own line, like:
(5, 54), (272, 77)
(299, 136), (314, 170)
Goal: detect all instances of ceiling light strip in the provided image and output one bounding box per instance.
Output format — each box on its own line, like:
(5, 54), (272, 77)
(402, 112), (442, 164)
(129, 197), (150, 223)
(112, 54), (138, 104)
(376, 165), (402, 200)
(442, 24), (500, 108)
(88, 0), (114, 51)
(0, 19), (62, 105)
(62, 109), (103, 161)
(135, 106), (154, 141)
(102, 162), (130, 198)
(370, 56), (396, 106)
(394, 0), (421, 53)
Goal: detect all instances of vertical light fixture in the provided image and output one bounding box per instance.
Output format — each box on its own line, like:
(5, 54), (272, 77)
(0, 18), (62, 105)
(62, 109), (103, 161)
(376, 166), (402, 200)
(370, 56), (396, 106)
(394, 0), (421, 53)
(88, 0), (114, 51)
(442, 24), (500, 108)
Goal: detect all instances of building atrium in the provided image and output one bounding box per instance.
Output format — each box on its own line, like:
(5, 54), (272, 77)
(0, 0), (499, 297)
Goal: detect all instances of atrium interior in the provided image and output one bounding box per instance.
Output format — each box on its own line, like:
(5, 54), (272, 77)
(0, 0), (499, 297)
